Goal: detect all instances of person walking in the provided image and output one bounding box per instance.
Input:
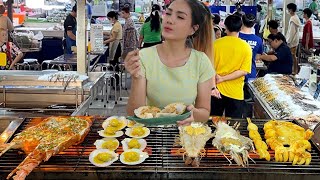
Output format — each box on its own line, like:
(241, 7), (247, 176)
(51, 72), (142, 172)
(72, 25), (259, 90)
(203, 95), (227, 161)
(285, 3), (301, 75)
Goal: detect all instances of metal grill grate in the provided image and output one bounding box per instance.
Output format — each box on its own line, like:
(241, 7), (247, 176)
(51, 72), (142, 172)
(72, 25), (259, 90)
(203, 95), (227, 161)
(0, 118), (320, 179)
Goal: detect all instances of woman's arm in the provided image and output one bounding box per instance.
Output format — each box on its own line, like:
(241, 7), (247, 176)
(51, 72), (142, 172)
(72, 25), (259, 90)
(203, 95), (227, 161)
(193, 78), (213, 122)
(139, 35), (144, 48)
(9, 52), (23, 69)
(127, 76), (147, 116)
(104, 31), (118, 44)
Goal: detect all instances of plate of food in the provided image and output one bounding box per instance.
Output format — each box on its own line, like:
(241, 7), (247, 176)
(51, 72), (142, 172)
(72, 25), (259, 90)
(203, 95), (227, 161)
(127, 103), (191, 126)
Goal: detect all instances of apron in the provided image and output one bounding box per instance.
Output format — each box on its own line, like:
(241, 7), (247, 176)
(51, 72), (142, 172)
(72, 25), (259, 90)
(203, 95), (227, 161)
(65, 25), (77, 54)
(108, 39), (120, 61)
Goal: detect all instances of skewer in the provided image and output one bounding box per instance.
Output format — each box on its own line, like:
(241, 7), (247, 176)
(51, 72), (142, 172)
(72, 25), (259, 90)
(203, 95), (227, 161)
(0, 142), (16, 157)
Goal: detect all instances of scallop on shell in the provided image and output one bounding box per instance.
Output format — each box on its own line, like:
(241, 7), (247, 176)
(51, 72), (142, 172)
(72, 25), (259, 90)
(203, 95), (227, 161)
(160, 103), (186, 115)
(121, 138), (147, 151)
(89, 149), (119, 167)
(120, 149), (149, 165)
(125, 127), (150, 138)
(102, 116), (128, 130)
(94, 138), (120, 151)
(134, 106), (161, 119)
(98, 126), (124, 138)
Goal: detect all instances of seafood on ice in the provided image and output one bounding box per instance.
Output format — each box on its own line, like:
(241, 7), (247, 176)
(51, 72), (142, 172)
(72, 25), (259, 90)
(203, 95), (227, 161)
(212, 120), (255, 167)
(175, 122), (213, 167)
(0, 116), (93, 180)
(264, 120), (314, 165)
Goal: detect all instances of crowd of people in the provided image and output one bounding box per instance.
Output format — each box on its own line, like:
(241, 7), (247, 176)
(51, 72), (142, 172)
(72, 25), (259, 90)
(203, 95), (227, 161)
(122, 0), (318, 124)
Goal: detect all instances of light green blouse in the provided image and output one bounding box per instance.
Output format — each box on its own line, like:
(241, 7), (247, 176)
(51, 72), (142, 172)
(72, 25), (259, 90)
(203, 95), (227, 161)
(139, 46), (215, 108)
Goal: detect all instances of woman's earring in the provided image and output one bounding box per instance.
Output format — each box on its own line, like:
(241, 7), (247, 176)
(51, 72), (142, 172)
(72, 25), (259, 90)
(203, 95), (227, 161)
(186, 35), (194, 48)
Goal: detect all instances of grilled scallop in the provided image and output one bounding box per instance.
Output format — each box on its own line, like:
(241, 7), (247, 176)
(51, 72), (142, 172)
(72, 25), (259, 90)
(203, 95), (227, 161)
(121, 138), (147, 151)
(134, 106), (161, 119)
(94, 138), (120, 151)
(89, 149), (118, 167)
(125, 127), (150, 138)
(120, 149), (149, 165)
(102, 116), (128, 130)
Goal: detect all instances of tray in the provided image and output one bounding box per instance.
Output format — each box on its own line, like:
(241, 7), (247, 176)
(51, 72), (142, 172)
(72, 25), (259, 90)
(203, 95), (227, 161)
(127, 111), (191, 126)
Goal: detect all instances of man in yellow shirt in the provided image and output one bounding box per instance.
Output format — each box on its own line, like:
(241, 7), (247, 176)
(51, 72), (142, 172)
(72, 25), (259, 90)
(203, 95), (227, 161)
(211, 14), (252, 118)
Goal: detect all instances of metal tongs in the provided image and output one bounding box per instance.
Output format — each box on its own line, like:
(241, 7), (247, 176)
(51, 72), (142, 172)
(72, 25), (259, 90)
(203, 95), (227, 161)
(63, 74), (79, 92)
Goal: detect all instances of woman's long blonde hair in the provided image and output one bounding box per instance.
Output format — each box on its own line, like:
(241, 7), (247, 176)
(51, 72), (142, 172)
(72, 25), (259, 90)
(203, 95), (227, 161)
(184, 0), (213, 61)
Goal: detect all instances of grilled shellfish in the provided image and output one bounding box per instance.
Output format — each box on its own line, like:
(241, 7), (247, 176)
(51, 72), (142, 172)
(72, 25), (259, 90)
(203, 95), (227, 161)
(134, 106), (161, 119)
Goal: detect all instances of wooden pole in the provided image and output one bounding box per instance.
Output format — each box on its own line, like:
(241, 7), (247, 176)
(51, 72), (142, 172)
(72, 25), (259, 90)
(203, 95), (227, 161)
(77, 0), (87, 75)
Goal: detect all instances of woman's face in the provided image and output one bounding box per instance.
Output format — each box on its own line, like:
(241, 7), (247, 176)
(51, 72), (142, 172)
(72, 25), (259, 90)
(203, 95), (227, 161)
(162, 0), (197, 41)
(0, 31), (8, 43)
(108, 17), (116, 23)
(121, 11), (129, 19)
(215, 30), (221, 39)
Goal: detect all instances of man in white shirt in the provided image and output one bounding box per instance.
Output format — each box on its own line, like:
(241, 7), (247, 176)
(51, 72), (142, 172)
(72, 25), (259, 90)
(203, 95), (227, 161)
(285, 3), (301, 75)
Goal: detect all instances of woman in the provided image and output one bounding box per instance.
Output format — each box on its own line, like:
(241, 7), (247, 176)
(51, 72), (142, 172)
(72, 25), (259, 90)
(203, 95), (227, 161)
(0, 5), (14, 33)
(0, 28), (23, 70)
(121, 6), (138, 59)
(104, 11), (122, 86)
(125, 0), (216, 125)
(213, 26), (222, 40)
(104, 11), (122, 65)
(139, 4), (162, 48)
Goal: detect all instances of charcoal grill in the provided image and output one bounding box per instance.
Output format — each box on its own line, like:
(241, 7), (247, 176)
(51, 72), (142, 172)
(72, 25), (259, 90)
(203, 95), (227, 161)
(0, 118), (320, 180)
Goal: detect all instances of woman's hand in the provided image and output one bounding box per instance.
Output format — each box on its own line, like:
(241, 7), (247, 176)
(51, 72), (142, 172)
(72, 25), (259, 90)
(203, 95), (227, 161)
(177, 105), (195, 126)
(124, 50), (142, 78)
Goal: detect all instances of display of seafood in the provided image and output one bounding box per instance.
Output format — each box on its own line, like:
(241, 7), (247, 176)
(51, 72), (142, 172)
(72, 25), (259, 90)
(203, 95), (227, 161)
(251, 74), (320, 122)
(0, 116), (93, 180)
(212, 120), (255, 167)
(264, 120), (314, 165)
(175, 122), (213, 167)
(134, 103), (187, 118)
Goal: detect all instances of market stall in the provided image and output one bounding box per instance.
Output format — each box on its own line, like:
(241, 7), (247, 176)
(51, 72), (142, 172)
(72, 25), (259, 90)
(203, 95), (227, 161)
(0, 71), (106, 117)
